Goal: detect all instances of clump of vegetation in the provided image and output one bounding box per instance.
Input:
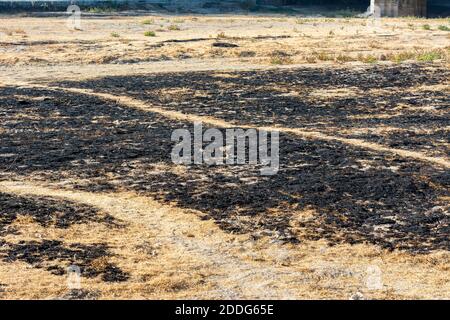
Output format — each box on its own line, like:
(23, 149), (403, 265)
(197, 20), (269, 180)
(0, 28), (27, 36)
(304, 55), (317, 63)
(314, 51), (333, 61)
(422, 24), (432, 30)
(438, 25), (450, 31)
(416, 50), (442, 62)
(387, 49), (444, 63)
(368, 41), (382, 49)
(270, 56), (293, 65)
(388, 51), (416, 63)
(217, 32), (227, 39)
(144, 31), (156, 37)
(335, 54), (355, 63)
(168, 24), (181, 31)
(13, 28), (27, 35)
(110, 32), (120, 38)
(269, 50), (293, 65)
(358, 54), (378, 64)
(237, 51), (256, 58)
(88, 6), (119, 14)
(141, 19), (155, 25)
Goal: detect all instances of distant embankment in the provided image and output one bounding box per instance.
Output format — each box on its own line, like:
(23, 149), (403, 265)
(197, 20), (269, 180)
(0, 0), (196, 12)
(0, 0), (448, 16)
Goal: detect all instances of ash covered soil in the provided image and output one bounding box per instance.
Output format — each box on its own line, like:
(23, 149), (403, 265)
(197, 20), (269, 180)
(0, 64), (448, 260)
(57, 64), (449, 158)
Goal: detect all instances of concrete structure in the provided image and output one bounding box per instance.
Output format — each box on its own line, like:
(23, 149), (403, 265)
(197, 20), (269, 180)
(371, 0), (427, 17)
(0, 0), (430, 17)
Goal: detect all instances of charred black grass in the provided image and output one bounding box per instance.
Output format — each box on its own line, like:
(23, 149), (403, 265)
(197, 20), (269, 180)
(0, 240), (129, 282)
(0, 192), (127, 282)
(56, 64), (449, 158)
(0, 64), (449, 253)
(0, 192), (118, 235)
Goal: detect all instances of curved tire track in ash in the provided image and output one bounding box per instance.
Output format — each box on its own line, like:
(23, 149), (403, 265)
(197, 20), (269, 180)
(9, 81), (450, 169)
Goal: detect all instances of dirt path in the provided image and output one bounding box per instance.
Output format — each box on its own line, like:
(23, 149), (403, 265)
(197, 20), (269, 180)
(10, 81), (450, 169)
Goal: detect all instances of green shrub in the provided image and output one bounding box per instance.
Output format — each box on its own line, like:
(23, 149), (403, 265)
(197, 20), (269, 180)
(141, 19), (155, 25)
(168, 24), (181, 31)
(417, 51), (442, 62)
(144, 31), (156, 37)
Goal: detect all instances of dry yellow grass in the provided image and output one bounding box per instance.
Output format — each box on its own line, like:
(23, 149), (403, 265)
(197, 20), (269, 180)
(0, 16), (448, 67)
(0, 180), (449, 300)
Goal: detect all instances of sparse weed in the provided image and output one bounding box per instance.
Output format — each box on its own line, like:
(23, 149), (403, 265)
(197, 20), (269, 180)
(368, 41), (382, 49)
(358, 54), (378, 64)
(13, 29), (26, 35)
(315, 51), (333, 61)
(335, 54), (355, 63)
(269, 50), (293, 65)
(416, 51), (442, 62)
(387, 49), (444, 63)
(389, 51), (416, 63)
(110, 32), (120, 38)
(438, 25), (450, 31)
(168, 24), (181, 31)
(0, 28), (13, 36)
(88, 7), (118, 14)
(141, 19), (155, 25)
(270, 56), (293, 65)
(304, 55), (317, 63)
(217, 32), (227, 39)
(144, 31), (156, 37)
(0, 28), (26, 36)
(237, 50), (256, 58)
(422, 24), (432, 30)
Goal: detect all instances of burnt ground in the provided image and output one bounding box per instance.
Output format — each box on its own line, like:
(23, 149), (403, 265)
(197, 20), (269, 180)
(0, 191), (128, 282)
(0, 64), (449, 257)
(56, 64), (449, 158)
(0, 192), (117, 234)
(1, 240), (129, 282)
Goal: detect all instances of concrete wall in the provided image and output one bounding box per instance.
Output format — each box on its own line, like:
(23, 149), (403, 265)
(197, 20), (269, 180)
(373, 0), (427, 17)
(0, 0), (204, 11)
